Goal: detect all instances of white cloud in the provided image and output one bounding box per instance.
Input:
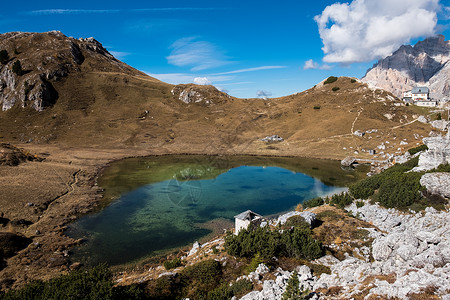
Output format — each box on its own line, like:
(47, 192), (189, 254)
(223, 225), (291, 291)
(315, 0), (441, 63)
(166, 37), (230, 71)
(256, 90), (272, 99)
(146, 72), (232, 85)
(303, 59), (332, 70)
(109, 51), (130, 60)
(212, 65), (286, 75)
(193, 77), (212, 85)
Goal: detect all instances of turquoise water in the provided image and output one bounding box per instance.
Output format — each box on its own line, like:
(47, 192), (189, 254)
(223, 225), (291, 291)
(67, 156), (366, 266)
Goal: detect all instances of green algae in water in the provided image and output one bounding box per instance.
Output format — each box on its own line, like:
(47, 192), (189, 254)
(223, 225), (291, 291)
(67, 156), (367, 266)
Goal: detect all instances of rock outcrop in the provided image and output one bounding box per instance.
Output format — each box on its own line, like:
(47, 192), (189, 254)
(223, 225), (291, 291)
(170, 84), (230, 105)
(314, 203), (450, 299)
(413, 134), (450, 171)
(0, 31), (139, 111)
(362, 35), (450, 100)
(420, 172), (450, 198)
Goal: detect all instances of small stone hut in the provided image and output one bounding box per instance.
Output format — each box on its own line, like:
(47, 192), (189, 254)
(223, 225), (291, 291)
(234, 210), (262, 235)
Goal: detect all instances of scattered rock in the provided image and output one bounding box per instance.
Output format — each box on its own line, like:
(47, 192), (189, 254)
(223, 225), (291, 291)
(353, 130), (365, 137)
(260, 135), (284, 143)
(417, 115), (429, 123)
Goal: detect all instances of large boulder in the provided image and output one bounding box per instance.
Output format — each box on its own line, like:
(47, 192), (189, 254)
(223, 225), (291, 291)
(420, 172), (450, 198)
(341, 156), (356, 167)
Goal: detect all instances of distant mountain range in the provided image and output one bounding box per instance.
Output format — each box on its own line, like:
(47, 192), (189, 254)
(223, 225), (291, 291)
(362, 35), (450, 100)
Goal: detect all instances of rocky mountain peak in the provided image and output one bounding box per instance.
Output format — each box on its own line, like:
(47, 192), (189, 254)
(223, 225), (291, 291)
(0, 31), (141, 111)
(362, 35), (450, 99)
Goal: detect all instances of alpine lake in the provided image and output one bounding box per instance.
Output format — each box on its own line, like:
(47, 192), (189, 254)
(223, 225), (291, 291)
(66, 155), (369, 266)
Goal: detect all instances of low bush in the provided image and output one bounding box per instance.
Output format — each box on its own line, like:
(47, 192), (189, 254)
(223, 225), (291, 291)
(329, 192), (353, 209)
(324, 76), (338, 85)
(163, 257), (182, 270)
(230, 279), (253, 297)
(225, 225), (323, 261)
(331, 87), (340, 92)
(351, 79), (357, 83)
(313, 105), (321, 110)
(1, 264), (144, 300)
(303, 197), (324, 209)
(408, 144), (428, 155)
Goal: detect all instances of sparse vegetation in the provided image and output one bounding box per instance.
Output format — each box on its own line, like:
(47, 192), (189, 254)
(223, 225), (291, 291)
(332, 87), (340, 92)
(436, 112), (442, 120)
(313, 105), (321, 110)
(324, 76), (338, 85)
(351, 79), (357, 83)
(408, 144), (428, 155)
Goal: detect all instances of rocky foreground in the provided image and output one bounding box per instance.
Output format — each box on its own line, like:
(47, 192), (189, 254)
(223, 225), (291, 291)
(236, 203), (449, 299)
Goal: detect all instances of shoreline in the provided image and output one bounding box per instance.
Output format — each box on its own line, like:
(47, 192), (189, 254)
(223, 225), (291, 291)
(0, 143), (373, 290)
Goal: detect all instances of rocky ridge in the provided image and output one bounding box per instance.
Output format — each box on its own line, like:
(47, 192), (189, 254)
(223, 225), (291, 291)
(0, 31), (141, 111)
(362, 35), (450, 100)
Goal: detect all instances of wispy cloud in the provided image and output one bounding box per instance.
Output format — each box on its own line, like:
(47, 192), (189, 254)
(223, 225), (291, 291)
(28, 9), (120, 15)
(146, 72), (232, 85)
(27, 7), (224, 15)
(109, 51), (130, 60)
(166, 37), (230, 71)
(303, 59), (332, 70)
(211, 66), (286, 75)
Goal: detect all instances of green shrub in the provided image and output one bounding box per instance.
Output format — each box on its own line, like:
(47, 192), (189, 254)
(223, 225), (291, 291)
(329, 192), (353, 209)
(182, 259), (222, 285)
(377, 172), (423, 208)
(282, 271), (308, 300)
(332, 87), (340, 92)
(313, 105), (321, 110)
(0, 50), (8, 64)
(225, 225), (323, 261)
(351, 79), (357, 83)
(230, 279), (253, 297)
(12, 60), (23, 75)
(208, 284), (233, 300)
(303, 197), (324, 209)
(247, 252), (264, 272)
(324, 76), (338, 85)
(436, 112), (442, 120)
(1, 264), (144, 300)
(355, 201), (365, 208)
(408, 144), (428, 155)
(163, 257), (182, 270)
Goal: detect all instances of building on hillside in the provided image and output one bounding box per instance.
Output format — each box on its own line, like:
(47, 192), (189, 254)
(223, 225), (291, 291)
(234, 210), (262, 235)
(403, 87), (437, 107)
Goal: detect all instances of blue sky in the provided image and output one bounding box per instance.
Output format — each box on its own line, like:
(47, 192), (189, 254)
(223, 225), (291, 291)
(1, 0), (449, 98)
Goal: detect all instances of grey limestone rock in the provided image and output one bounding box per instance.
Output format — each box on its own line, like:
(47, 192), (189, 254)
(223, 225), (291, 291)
(341, 156), (356, 167)
(420, 172), (450, 198)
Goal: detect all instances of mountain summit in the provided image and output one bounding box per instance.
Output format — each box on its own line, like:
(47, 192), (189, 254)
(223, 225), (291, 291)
(362, 35), (450, 100)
